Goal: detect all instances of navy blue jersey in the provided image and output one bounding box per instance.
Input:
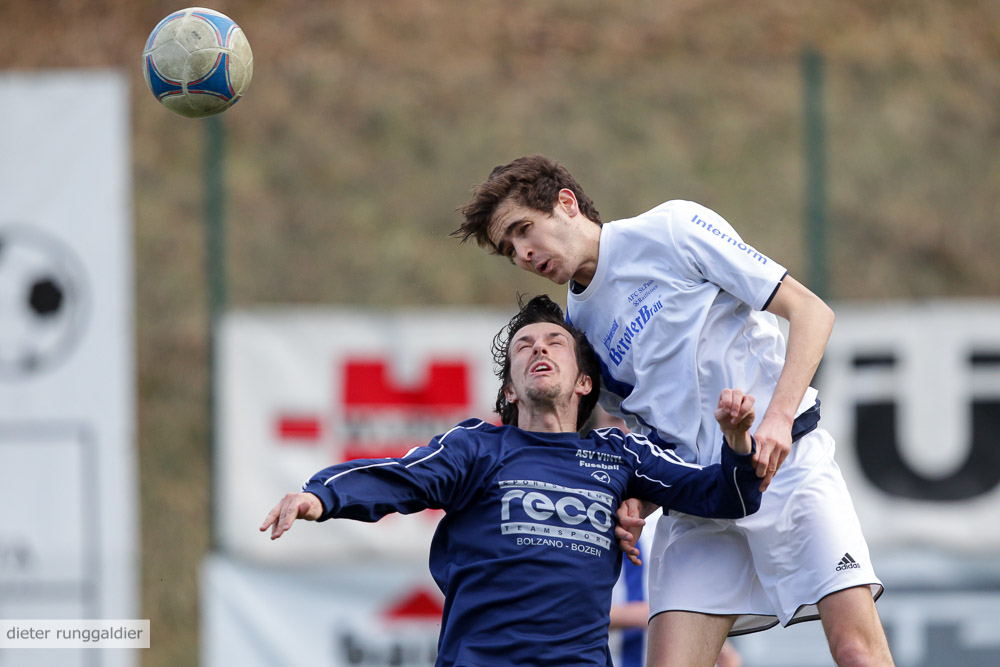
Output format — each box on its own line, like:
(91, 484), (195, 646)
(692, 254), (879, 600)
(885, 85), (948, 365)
(304, 419), (761, 667)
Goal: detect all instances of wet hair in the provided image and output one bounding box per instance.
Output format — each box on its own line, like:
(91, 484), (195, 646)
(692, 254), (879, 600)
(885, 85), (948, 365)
(452, 155), (601, 253)
(491, 294), (602, 430)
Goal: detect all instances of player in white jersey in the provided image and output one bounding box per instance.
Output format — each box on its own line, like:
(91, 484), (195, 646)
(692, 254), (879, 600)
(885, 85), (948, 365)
(453, 155), (894, 667)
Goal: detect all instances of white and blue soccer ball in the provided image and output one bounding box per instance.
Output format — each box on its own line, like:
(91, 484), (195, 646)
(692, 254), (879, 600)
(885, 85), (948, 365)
(142, 7), (253, 118)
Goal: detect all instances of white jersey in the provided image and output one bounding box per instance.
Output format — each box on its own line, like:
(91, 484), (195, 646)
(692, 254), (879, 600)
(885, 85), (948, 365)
(569, 201), (883, 631)
(566, 200), (818, 466)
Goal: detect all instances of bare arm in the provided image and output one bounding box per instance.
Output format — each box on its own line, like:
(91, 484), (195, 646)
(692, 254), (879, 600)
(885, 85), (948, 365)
(609, 601), (651, 629)
(758, 275), (834, 491)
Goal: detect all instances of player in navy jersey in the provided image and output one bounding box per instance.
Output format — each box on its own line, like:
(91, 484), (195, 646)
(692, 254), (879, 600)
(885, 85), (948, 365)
(453, 155), (893, 666)
(261, 295), (763, 667)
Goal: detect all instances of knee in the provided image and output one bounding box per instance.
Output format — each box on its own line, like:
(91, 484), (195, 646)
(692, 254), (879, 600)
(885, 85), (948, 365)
(820, 588), (893, 667)
(828, 635), (868, 667)
(827, 632), (891, 667)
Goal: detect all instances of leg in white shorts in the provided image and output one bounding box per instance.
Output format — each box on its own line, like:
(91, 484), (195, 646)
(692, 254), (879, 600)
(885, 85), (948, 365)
(646, 428), (883, 635)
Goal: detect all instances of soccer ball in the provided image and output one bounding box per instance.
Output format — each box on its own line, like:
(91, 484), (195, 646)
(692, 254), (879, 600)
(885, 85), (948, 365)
(142, 7), (253, 118)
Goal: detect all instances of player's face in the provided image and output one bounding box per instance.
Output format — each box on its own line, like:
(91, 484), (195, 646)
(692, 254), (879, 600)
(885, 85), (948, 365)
(487, 193), (596, 286)
(506, 322), (589, 408)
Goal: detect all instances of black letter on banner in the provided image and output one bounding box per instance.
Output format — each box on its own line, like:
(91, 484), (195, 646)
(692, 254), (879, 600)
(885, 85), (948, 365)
(854, 352), (1000, 500)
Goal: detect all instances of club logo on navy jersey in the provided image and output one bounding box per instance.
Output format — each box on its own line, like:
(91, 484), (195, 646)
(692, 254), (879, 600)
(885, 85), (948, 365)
(590, 471), (611, 484)
(499, 479), (615, 555)
(576, 448), (624, 471)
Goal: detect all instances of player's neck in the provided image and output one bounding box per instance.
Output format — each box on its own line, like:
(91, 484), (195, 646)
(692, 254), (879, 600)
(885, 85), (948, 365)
(516, 407), (578, 434)
(570, 221), (602, 288)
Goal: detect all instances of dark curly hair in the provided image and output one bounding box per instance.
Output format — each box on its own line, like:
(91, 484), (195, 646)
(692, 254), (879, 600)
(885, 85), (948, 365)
(452, 155), (602, 254)
(491, 294), (602, 430)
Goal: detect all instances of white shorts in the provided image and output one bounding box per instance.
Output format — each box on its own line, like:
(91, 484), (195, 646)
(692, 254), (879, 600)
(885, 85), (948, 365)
(646, 428), (883, 635)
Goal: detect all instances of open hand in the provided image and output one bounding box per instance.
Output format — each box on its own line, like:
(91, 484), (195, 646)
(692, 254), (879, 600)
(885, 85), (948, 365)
(260, 492), (323, 540)
(615, 498), (646, 566)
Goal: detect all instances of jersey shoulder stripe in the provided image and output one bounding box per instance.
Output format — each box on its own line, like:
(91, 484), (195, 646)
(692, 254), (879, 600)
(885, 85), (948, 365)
(322, 418), (492, 485)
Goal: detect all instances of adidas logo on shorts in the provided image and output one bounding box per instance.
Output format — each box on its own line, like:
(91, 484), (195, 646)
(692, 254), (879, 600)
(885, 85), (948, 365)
(836, 553), (860, 571)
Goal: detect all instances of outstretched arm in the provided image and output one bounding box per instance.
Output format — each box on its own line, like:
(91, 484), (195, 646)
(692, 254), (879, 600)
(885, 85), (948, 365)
(626, 388), (762, 522)
(759, 276), (834, 491)
(258, 426), (480, 543)
(260, 492), (323, 540)
(616, 390), (755, 564)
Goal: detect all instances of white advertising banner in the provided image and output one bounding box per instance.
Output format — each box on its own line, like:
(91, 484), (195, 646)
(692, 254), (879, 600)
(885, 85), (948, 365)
(0, 71), (137, 666)
(217, 308), (510, 563)
(201, 555), (442, 667)
(818, 300), (1000, 553)
(218, 300), (1000, 563)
